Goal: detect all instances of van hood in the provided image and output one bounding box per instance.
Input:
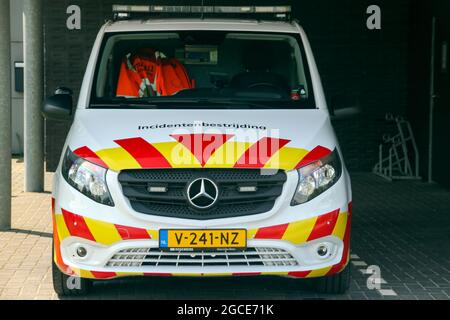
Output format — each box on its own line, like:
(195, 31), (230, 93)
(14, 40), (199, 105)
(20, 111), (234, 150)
(67, 109), (337, 172)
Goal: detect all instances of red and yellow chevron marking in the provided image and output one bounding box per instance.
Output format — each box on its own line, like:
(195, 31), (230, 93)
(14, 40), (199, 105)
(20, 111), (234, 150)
(52, 199), (72, 275)
(234, 137), (291, 168)
(295, 146), (333, 169)
(114, 137), (172, 168)
(59, 208), (154, 245)
(73, 146), (108, 168)
(73, 135), (330, 172)
(171, 134), (235, 166)
(52, 201), (352, 280)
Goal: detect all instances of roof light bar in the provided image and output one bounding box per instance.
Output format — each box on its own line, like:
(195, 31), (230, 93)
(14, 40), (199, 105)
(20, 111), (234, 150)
(255, 6), (292, 13)
(112, 4), (291, 17)
(113, 5), (151, 13)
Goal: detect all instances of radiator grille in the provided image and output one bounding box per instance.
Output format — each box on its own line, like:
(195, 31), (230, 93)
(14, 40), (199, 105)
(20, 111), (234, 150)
(118, 169), (287, 220)
(106, 247), (299, 268)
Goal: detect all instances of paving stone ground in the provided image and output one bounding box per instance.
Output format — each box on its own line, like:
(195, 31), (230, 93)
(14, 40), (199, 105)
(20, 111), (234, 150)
(0, 159), (449, 300)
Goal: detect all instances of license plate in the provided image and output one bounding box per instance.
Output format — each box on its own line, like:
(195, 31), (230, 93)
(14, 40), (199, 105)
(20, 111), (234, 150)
(159, 229), (247, 250)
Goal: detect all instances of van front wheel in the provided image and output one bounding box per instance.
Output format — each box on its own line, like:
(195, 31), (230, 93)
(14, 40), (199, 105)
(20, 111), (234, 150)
(52, 244), (92, 297)
(312, 264), (351, 294)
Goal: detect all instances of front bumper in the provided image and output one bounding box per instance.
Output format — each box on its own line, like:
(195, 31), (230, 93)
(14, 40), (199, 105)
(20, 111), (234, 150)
(52, 207), (352, 280)
(52, 169), (352, 280)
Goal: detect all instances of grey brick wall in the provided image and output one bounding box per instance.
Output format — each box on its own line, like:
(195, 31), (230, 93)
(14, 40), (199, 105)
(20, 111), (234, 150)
(43, 0), (410, 172)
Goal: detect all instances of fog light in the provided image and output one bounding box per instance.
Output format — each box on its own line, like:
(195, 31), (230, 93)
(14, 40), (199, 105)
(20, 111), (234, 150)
(238, 186), (258, 193)
(148, 186), (168, 193)
(76, 246), (87, 258)
(317, 245), (328, 257)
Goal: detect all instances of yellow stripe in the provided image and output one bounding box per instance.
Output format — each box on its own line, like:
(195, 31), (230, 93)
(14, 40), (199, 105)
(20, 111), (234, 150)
(281, 216), (318, 244)
(332, 212), (348, 240)
(93, 142), (310, 171)
(307, 267), (333, 278)
(147, 230), (158, 240)
(205, 141), (252, 168)
(116, 272), (144, 277)
(264, 147), (309, 171)
(69, 267), (80, 277)
(79, 269), (95, 279)
(69, 267), (90, 278)
(247, 229), (258, 240)
(96, 148), (141, 171)
(55, 214), (71, 241)
(261, 272), (289, 276)
(152, 142), (201, 168)
(83, 217), (123, 245)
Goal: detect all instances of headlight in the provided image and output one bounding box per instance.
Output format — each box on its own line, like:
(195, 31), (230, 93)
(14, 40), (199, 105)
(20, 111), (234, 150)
(61, 148), (114, 206)
(291, 149), (342, 206)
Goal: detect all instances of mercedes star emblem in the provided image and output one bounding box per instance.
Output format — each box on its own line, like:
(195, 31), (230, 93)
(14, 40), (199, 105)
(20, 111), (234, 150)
(187, 178), (219, 209)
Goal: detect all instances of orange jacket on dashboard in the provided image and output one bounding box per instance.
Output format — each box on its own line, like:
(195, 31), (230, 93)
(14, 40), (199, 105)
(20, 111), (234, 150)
(116, 49), (192, 98)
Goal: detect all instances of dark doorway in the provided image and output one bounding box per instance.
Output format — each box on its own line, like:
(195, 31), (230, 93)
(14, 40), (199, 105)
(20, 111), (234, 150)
(432, 18), (450, 187)
(408, 0), (450, 188)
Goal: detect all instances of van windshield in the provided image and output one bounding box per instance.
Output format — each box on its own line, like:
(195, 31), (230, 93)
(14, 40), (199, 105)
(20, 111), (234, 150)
(90, 31), (315, 109)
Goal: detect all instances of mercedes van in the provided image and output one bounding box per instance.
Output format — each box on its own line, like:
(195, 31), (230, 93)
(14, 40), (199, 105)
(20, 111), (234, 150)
(43, 5), (353, 296)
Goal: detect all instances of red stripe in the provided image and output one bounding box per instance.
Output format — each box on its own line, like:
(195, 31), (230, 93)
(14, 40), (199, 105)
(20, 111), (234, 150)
(115, 224), (151, 240)
(235, 137), (291, 168)
(52, 201), (74, 275)
(288, 271), (312, 278)
(295, 146), (332, 169)
(254, 223), (289, 240)
(232, 272), (261, 277)
(52, 213), (72, 275)
(171, 134), (234, 166)
(114, 137), (171, 168)
(307, 209), (340, 242)
(61, 209), (95, 242)
(327, 202), (353, 276)
(73, 146), (108, 168)
(90, 271), (117, 279)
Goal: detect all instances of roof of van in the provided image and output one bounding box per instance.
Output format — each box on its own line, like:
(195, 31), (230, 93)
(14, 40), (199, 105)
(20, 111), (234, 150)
(104, 19), (300, 34)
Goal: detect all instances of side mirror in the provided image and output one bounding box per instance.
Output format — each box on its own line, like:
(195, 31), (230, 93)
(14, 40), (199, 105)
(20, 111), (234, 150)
(42, 94), (73, 121)
(330, 94), (361, 120)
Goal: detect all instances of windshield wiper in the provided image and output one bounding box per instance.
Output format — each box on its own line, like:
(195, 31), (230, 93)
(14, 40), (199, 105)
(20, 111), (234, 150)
(166, 98), (275, 109)
(90, 97), (281, 109)
(90, 98), (203, 109)
(190, 99), (268, 109)
(136, 98), (272, 108)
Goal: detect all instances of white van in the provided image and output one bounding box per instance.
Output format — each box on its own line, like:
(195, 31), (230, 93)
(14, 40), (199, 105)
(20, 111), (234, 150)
(43, 5), (353, 296)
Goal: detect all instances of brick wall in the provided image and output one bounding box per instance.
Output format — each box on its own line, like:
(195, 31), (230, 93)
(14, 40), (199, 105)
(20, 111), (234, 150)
(44, 0), (411, 172)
